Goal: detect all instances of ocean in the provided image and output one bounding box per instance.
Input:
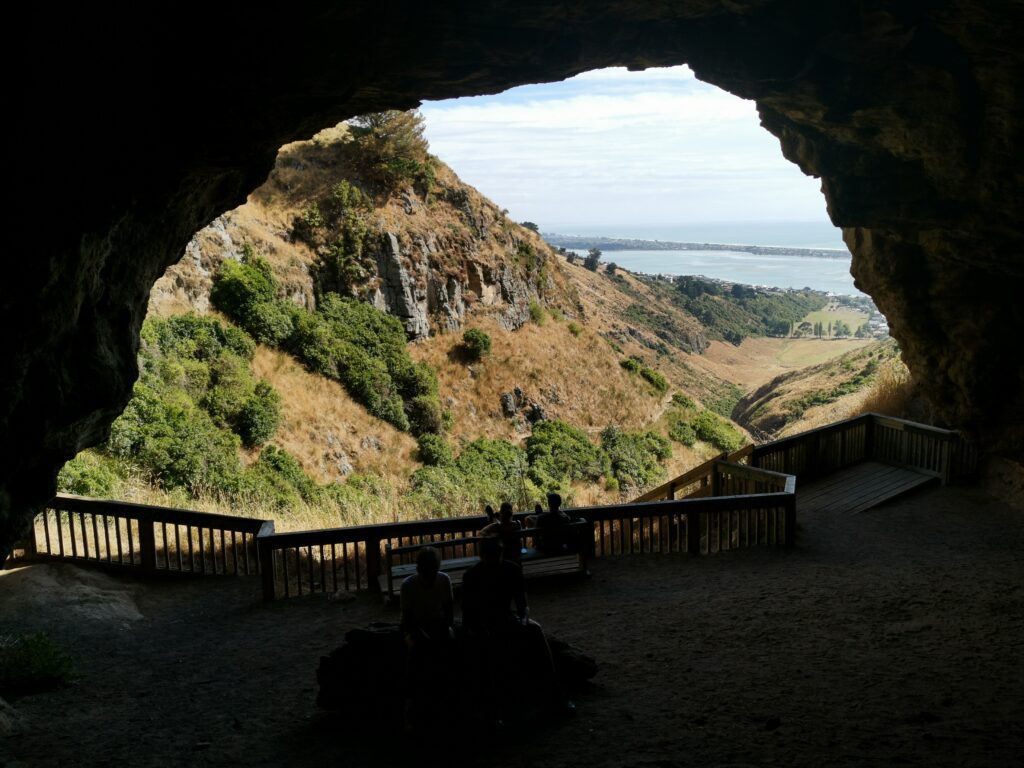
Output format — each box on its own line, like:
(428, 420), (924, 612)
(556, 221), (862, 296)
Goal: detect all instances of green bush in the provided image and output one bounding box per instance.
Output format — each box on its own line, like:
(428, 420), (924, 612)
(691, 411), (745, 452)
(528, 300), (545, 325)
(461, 328), (492, 360)
(236, 381), (281, 447)
(526, 420), (609, 490)
(600, 426), (671, 491)
(667, 417), (697, 446)
(56, 451), (119, 497)
(406, 394), (445, 435)
(567, 322), (583, 337)
(0, 633), (74, 699)
(240, 445), (320, 509)
(620, 358), (641, 374)
(639, 366), (668, 393)
(417, 433), (453, 467)
(671, 393), (696, 409)
(246, 300), (295, 346)
(209, 255), (277, 326)
(109, 382), (243, 493)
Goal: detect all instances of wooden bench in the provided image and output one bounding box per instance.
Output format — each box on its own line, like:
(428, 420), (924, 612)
(379, 521), (592, 599)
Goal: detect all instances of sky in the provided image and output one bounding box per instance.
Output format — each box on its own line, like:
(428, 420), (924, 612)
(419, 65), (833, 235)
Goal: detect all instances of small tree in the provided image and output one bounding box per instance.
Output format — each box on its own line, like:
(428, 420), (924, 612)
(348, 110), (434, 193)
(584, 248), (601, 272)
(520, 221), (540, 232)
(461, 328), (492, 360)
(566, 251), (578, 265)
(604, 262), (618, 276)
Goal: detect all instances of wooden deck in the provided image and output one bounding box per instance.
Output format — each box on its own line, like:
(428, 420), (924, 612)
(797, 461), (938, 515)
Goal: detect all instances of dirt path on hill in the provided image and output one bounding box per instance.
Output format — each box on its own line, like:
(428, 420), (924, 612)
(3, 485), (1022, 768)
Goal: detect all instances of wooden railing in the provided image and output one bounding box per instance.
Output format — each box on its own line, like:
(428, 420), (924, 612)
(647, 413), (977, 501)
(15, 414), (972, 601)
(27, 494), (271, 576)
(255, 459), (795, 599)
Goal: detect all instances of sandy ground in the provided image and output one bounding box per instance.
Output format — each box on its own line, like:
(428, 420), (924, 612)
(2, 484), (1022, 768)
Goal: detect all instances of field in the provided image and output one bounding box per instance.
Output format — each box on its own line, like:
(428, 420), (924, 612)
(802, 301), (869, 332)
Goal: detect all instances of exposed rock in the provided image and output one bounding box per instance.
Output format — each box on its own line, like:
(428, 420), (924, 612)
(371, 232), (430, 339)
(359, 435), (383, 453)
(500, 392), (518, 417)
(525, 403), (547, 424)
(4, 2), (1024, 548)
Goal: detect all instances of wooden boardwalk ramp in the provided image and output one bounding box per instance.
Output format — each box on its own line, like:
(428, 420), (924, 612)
(797, 460), (939, 515)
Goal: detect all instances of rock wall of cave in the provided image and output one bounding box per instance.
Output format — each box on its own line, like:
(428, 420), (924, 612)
(3, 1), (1022, 547)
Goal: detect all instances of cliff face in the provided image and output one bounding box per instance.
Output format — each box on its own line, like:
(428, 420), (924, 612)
(149, 127), (577, 338)
(4, 1), (1024, 548)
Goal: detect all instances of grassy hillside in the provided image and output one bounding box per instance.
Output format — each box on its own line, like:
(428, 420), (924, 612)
(60, 111), (892, 528)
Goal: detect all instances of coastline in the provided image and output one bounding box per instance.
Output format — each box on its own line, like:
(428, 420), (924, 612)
(543, 232), (849, 260)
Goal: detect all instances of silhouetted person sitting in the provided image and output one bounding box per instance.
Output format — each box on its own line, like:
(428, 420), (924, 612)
(480, 501), (523, 562)
(462, 537), (573, 720)
(484, 504), (496, 526)
(400, 546), (453, 728)
(535, 492), (575, 555)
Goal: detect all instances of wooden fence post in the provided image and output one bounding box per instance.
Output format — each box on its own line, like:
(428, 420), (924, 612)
(864, 415), (876, 461)
(365, 538), (382, 593)
(784, 498), (797, 547)
(258, 538), (276, 601)
(687, 512), (701, 555)
(138, 518), (157, 573)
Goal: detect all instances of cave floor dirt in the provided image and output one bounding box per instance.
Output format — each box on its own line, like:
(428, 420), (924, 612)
(3, 484), (1022, 768)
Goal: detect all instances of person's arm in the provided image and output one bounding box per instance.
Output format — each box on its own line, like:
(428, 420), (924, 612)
(442, 573), (454, 631)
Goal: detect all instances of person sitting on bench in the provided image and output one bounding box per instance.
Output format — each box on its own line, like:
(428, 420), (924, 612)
(535, 492), (575, 555)
(480, 501), (523, 562)
(462, 537), (573, 719)
(400, 546), (454, 727)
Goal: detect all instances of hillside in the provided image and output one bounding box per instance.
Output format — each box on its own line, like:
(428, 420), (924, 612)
(61, 112), (891, 527)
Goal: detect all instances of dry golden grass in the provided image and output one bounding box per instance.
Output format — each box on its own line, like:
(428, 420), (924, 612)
(856, 357), (916, 419)
(411, 315), (666, 447)
(250, 347), (418, 485)
(691, 336), (876, 391)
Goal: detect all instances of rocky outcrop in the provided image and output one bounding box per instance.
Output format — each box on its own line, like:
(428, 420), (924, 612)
(4, 2), (1024, 549)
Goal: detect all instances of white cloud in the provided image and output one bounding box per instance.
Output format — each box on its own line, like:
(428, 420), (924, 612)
(419, 66), (832, 230)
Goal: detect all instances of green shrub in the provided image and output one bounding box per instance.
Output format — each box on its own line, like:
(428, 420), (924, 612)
(109, 383), (243, 493)
(691, 411), (745, 452)
(526, 420), (609, 490)
(461, 328), (492, 360)
(604, 476), (620, 493)
(600, 426), (671, 490)
(0, 633), (74, 699)
(56, 451), (119, 497)
(236, 381), (281, 447)
(246, 300), (295, 346)
(241, 445), (319, 509)
(210, 255), (277, 325)
(639, 366), (668, 393)
(567, 322), (582, 337)
(528, 300), (545, 325)
(620, 358), (641, 374)
(667, 417), (697, 446)
(671, 393), (696, 410)
(417, 433), (453, 467)
(407, 394), (445, 435)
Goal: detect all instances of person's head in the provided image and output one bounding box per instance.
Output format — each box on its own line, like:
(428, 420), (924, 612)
(534, 502), (543, 515)
(416, 546), (441, 584)
(479, 535), (503, 564)
(484, 504), (495, 522)
(546, 492), (562, 513)
(499, 501), (514, 523)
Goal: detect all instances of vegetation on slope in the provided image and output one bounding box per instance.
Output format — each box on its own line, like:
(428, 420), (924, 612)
(211, 250), (444, 436)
